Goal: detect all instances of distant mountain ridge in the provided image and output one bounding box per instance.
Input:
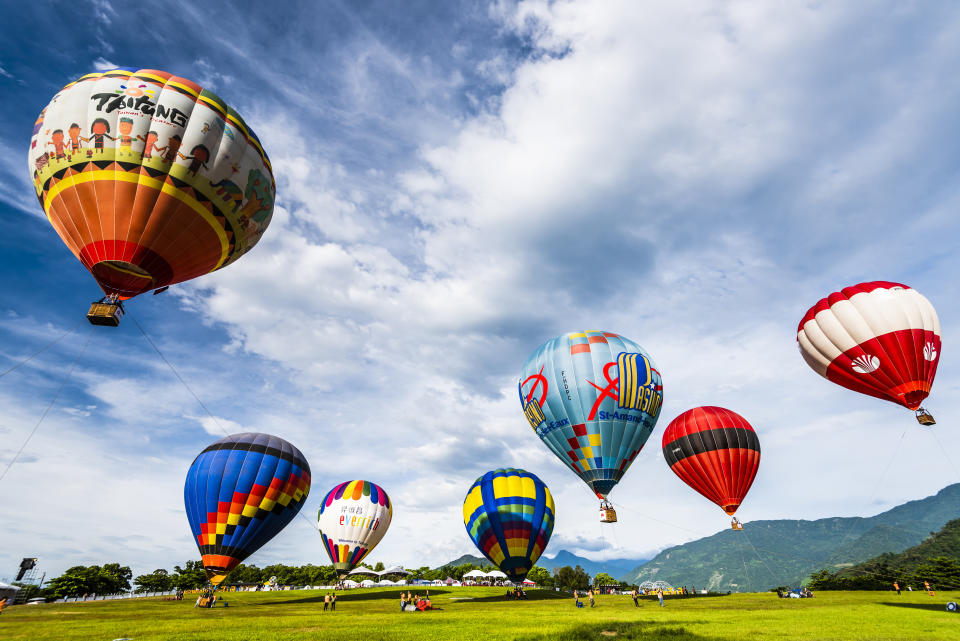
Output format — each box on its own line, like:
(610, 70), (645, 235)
(622, 483), (960, 592)
(438, 550), (648, 579)
(536, 550), (648, 579)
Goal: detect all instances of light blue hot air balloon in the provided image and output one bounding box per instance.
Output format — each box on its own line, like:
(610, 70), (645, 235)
(519, 331), (663, 521)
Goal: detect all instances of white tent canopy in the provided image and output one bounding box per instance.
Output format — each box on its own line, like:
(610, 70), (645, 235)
(0, 581), (21, 600)
(462, 569), (508, 580)
(346, 566), (411, 582)
(378, 566), (410, 577)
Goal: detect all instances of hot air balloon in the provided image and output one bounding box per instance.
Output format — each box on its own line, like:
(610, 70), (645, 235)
(27, 67), (275, 326)
(317, 480), (393, 576)
(184, 433), (311, 586)
(462, 468), (555, 582)
(662, 406), (760, 530)
(519, 331), (663, 522)
(797, 281), (941, 425)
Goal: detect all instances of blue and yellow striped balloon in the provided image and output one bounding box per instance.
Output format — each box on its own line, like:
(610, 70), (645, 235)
(519, 331), (663, 499)
(462, 468), (555, 581)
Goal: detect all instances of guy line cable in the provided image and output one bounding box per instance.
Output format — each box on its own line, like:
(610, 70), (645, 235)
(0, 325), (94, 484)
(131, 313), (319, 534)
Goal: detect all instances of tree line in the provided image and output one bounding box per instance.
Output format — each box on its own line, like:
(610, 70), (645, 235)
(808, 518), (960, 591)
(30, 560), (628, 599)
(808, 556), (960, 591)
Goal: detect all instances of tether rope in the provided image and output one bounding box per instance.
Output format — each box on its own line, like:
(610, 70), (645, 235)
(130, 314), (318, 533)
(0, 326), (93, 483)
(0, 319), (84, 380)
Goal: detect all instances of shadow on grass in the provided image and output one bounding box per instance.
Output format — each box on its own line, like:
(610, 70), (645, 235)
(879, 601), (953, 612)
(458, 591), (574, 603)
(513, 622), (733, 641)
(278, 588), (453, 604)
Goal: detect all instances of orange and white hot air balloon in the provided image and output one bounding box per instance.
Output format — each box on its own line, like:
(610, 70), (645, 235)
(28, 67), (274, 325)
(797, 281), (941, 424)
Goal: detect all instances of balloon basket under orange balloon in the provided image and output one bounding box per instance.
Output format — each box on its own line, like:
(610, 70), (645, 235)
(915, 408), (936, 426)
(86, 300), (124, 326)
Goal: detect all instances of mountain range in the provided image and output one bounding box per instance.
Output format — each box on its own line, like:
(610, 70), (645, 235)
(439, 550), (648, 579)
(622, 483), (960, 591)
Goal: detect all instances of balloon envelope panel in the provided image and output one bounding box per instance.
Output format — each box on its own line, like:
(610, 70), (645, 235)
(519, 331), (663, 498)
(317, 480), (393, 574)
(462, 468), (555, 582)
(797, 282), (941, 410)
(28, 68), (274, 299)
(662, 406), (760, 516)
(184, 433), (311, 585)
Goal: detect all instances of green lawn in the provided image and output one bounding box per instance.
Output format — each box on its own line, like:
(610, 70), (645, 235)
(1, 587), (957, 641)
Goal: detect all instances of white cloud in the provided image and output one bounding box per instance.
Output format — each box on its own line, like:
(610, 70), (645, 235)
(91, 56), (117, 71)
(6, 1), (960, 578)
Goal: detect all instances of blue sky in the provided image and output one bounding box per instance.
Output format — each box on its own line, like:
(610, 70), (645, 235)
(2, 0), (960, 582)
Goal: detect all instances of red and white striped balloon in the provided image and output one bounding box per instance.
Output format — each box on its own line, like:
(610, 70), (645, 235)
(797, 281), (940, 412)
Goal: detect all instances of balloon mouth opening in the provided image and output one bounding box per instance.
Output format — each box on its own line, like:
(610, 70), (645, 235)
(901, 389), (929, 411)
(80, 241), (174, 299)
(91, 260), (156, 297)
(722, 504), (740, 516)
(206, 572), (228, 586)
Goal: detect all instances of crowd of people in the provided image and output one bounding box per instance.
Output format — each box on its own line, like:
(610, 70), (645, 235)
(400, 590), (433, 612)
(194, 590), (226, 608)
(504, 587), (528, 600)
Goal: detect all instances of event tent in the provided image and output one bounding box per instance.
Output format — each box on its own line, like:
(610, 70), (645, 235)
(0, 581), (20, 601)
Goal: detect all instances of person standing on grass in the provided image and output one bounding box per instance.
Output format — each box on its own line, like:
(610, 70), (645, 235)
(894, 582), (900, 595)
(588, 588), (595, 607)
(925, 581), (935, 596)
(323, 593), (330, 611)
(631, 588), (639, 607)
(657, 588), (665, 607)
(331, 592), (337, 611)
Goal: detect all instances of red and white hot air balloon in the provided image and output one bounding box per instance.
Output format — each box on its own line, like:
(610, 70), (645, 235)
(797, 281), (941, 424)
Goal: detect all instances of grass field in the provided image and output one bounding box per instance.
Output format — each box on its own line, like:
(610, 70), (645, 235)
(1, 587), (958, 641)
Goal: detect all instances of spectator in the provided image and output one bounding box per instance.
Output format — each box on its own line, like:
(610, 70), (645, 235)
(323, 593), (330, 612)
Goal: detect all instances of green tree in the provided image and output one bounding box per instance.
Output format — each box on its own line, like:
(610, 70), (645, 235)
(449, 563), (480, 581)
(44, 564), (132, 598)
(555, 565), (591, 591)
(527, 565), (553, 587)
(373, 562), (385, 572)
(913, 556), (960, 589)
(171, 561), (207, 590)
(228, 564), (263, 585)
(133, 569), (173, 593)
(593, 572), (617, 587)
